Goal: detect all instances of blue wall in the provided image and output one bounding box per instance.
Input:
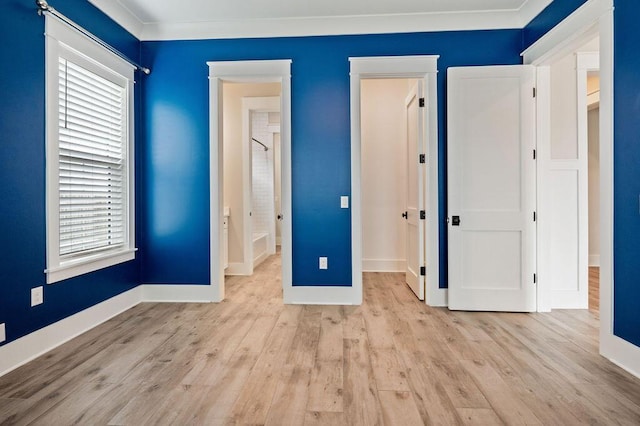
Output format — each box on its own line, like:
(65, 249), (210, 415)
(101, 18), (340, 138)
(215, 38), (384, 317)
(524, 0), (640, 348)
(611, 1), (640, 348)
(140, 30), (524, 287)
(0, 0), (141, 346)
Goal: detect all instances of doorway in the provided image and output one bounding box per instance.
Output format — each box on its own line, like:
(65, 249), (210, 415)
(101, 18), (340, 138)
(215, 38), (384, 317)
(222, 90), (281, 277)
(207, 60), (292, 302)
(349, 55), (442, 306)
(360, 78), (421, 298)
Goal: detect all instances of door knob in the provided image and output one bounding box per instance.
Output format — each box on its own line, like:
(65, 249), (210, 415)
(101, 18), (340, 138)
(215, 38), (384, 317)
(452, 216), (461, 226)
(402, 211), (408, 219)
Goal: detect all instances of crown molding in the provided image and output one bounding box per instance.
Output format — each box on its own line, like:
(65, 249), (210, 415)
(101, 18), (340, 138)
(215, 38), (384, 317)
(518, 0), (554, 26)
(90, 0), (552, 41)
(88, 0), (144, 38)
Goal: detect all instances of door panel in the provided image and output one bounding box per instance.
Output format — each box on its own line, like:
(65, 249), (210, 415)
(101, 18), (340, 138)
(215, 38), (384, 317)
(448, 65), (536, 312)
(405, 82), (425, 300)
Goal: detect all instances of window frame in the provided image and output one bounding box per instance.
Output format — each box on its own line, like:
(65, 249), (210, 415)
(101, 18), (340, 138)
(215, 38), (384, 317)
(45, 14), (136, 284)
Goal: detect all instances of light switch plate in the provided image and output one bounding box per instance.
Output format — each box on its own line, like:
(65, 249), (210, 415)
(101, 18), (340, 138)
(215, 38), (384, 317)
(31, 286), (44, 307)
(0, 323), (5, 343)
(340, 196), (349, 209)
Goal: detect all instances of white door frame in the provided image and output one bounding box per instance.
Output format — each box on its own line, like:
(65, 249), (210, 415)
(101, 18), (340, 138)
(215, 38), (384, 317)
(524, 0), (640, 376)
(207, 60), (292, 302)
(349, 55), (444, 307)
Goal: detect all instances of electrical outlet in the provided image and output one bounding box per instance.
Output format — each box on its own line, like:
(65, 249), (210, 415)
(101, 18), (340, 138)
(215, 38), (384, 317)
(0, 323), (5, 343)
(31, 286), (44, 307)
(319, 257), (328, 270)
(340, 196), (349, 209)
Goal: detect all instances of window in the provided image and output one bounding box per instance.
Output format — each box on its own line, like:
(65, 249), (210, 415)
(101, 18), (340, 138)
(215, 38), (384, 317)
(45, 15), (136, 283)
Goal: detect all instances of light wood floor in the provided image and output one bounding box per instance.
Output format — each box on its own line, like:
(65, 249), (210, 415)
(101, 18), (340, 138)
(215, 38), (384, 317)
(1, 255), (639, 425)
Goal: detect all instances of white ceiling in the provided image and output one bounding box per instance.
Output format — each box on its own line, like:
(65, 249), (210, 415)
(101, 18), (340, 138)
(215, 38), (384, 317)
(88, 0), (553, 41)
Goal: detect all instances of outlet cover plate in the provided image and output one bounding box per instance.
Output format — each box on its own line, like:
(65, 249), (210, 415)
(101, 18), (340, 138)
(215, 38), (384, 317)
(31, 286), (44, 307)
(319, 257), (328, 270)
(340, 196), (349, 208)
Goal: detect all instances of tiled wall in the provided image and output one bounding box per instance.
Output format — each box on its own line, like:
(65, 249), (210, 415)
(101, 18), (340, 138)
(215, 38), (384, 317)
(251, 112), (274, 235)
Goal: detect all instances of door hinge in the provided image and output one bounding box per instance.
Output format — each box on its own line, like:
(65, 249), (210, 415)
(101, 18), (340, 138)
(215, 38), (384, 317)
(420, 210), (426, 220)
(533, 211), (537, 222)
(419, 97), (425, 107)
(533, 273), (537, 284)
(533, 149), (536, 160)
(419, 154), (426, 164)
(533, 87), (537, 98)
(420, 266), (426, 276)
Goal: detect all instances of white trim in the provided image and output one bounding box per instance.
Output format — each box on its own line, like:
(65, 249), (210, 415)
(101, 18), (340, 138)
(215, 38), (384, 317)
(522, 0), (612, 65)
(87, 0), (144, 38)
(349, 55), (440, 307)
(525, 2), (640, 379)
(88, 0), (551, 41)
(284, 286), (362, 305)
(428, 288), (448, 307)
(224, 262), (252, 276)
(362, 259), (406, 273)
(208, 60), (293, 304)
(589, 255), (600, 267)
(46, 249), (136, 284)
(518, 0), (553, 27)
(141, 284), (215, 302)
(0, 287), (141, 377)
(601, 334), (640, 379)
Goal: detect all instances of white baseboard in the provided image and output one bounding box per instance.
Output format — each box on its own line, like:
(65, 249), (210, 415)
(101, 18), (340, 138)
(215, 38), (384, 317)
(589, 255), (601, 267)
(427, 287), (448, 307)
(0, 287), (141, 378)
(284, 286), (360, 305)
(141, 284), (215, 302)
(362, 259), (406, 272)
(601, 333), (640, 379)
(225, 262), (251, 276)
(253, 252), (268, 268)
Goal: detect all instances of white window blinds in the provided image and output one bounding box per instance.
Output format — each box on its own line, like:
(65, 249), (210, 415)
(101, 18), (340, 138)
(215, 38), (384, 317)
(58, 57), (127, 257)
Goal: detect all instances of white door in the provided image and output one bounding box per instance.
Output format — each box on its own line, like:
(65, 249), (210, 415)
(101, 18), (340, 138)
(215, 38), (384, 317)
(404, 82), (425, 300)
(447, 66), (536, 312)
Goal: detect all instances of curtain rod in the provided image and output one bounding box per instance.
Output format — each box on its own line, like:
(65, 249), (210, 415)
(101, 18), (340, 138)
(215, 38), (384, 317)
(36, 0), (151, 75)
(252, 138), (269, 151)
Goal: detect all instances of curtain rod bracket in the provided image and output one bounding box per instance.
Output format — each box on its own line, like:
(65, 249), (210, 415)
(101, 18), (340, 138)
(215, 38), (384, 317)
(36, 0), (151, 75)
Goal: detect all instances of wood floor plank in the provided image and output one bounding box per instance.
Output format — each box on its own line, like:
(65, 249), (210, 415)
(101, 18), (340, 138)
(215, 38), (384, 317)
(457, 408), (504, 426)
(1, 258), (639, 425)
(460, 359), (543, 425)
(306, 360), (344, 413)
(264, 365), (312, 426)
(378, 390), (423, 425)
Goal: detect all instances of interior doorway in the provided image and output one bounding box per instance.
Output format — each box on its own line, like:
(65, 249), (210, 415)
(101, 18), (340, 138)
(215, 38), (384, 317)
(349, 55), (441, 306)
(207, 60), (292, 303)
(360, 78), (422, 298)
(222, 88), (281, 278)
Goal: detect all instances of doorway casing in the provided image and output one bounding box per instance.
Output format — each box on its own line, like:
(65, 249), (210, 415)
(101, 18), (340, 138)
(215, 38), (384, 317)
(349, 55), (443, 306)
(208, 60), (292, 302)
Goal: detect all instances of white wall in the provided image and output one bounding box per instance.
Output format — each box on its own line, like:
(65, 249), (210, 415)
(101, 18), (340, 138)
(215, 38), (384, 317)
(223, 82), (280, 264)
(588, 107), (600, 265)
(251, 112), (274, 236)
(361, 79), (415, 272)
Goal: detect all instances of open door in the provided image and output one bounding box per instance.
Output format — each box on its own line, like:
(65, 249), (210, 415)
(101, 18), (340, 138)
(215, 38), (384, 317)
(447, 65), (536, 312)
(404, 81), (425, 300)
